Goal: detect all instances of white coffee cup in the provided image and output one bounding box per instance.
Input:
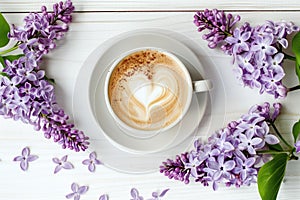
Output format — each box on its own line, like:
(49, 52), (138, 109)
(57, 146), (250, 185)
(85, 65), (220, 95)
(104, 47), (212, 138)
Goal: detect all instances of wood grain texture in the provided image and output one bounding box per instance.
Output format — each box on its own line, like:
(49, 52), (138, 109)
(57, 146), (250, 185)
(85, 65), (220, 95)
(1, 0), (300, 12)
(1, 9), (300, 200)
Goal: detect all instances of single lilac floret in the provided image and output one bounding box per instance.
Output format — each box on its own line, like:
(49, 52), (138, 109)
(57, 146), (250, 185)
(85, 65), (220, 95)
(13, 146), (38, 171)
(82, 151), (102, 172)
(150, 189), (170, 200)
(267, 53), (284, 71)
(206, 155), (236, 180)
(52, 155), (74, 174)
(130, 188), (144, 200)
(65, 182), (88, 200)
(225, 28), (251, 54)
(238, 132), (263, 155)
(184, 153), (201, 177)
(233, 156), (257, 181)
(99, 194), (109, 200)
(236, 52), (255, 72)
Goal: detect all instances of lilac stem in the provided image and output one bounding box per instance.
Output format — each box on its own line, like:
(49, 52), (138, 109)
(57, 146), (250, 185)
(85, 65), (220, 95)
(0, 45), (19, 56)
(283, 52), (296, 61)
(270, 122), (293, 150)
(257, 150), (289, 154)
(288, 85), (300, 92)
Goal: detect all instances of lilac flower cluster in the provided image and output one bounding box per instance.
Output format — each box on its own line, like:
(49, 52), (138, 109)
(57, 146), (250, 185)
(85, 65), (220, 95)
(160, 102), (281, 190)
(0, 0), (89, 151)
(9, 0), (74, 62)
(194, 9), (241, 49)
(194, 9), (299, 98)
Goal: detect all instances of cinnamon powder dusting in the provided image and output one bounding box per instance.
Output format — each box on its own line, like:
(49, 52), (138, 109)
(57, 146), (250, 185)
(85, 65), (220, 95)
(108, 49), (178, 93)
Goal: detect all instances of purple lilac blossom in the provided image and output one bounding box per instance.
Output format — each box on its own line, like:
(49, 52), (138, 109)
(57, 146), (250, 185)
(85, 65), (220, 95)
(13, 146), (38, 171)
(150, 189), (170, 200)
(160, 152), (191, 184)
(9, 0), (74, 62)
(193, 9), (241, 49)
(160, 102), (281, 190)
(194, 9), (300, 99)
(65, 182), (88, 200)
(129, 188), (169, 200)
(0, 0), (89, 151)
(130, 188), (144, 200)
(82, 151), (102, 172)
(295, 141), (300, 153)
(52, 155), (74, 174)
(99, 194), (109, 200)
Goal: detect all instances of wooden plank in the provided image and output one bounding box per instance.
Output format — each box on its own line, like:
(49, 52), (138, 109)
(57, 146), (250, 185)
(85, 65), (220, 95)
(1, 12), (300, 200)
(1, 0), (300, 13)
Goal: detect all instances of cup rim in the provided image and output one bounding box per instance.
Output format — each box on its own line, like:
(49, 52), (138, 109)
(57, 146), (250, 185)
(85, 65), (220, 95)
(103, 47), (193, 136)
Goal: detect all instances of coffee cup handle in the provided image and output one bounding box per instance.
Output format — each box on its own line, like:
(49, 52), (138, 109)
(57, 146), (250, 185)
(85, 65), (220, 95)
(192, 80), (213, 93)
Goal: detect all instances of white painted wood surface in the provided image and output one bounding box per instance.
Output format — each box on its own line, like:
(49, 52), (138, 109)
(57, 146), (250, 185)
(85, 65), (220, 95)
(1, 2), (300, 200)
(1, 0), (300, 12)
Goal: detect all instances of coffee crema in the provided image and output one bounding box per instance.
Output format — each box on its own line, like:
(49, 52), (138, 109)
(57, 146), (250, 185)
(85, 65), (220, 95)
(107, 49), (190, 131)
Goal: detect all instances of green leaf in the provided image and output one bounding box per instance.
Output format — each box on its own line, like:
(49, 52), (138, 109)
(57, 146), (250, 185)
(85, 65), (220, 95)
(292, 31), (300, 83)
(0, 13), (10, 47)
(0, 54), (24, 68)
(258, 153), (288, 200)
(3, 54), (24, 62)
(292, 120), (300, 142)
(0, 72), (9, 78)
(44, 75), (56, 84)
(296, 63), (300, 83)
(268, 143), (283, 151)
(0, 56), (4, 68)
(292, 32), (300, 62)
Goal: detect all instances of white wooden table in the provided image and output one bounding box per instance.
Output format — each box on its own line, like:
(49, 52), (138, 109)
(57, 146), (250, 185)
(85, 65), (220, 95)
(1, 1), (300, 199)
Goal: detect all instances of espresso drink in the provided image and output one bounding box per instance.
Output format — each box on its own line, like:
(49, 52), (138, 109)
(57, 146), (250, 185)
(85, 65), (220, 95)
(108, 49), (190, 131)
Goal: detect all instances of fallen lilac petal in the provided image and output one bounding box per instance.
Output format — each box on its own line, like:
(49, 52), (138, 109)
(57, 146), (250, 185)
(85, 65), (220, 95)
(82, 151), (102, 172)
(13, 147), (38, 171)
(66, 182), (88, 200)
(130, 188), (143, 200)
(52, 155), (74, 174)
(99, 194), (109, 200)
(77, 186), (89, 194)
(156, 188), (169, 198)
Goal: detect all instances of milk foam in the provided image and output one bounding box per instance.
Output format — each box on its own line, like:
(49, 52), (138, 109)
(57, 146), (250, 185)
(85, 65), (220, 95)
(108, 50), (190, 131)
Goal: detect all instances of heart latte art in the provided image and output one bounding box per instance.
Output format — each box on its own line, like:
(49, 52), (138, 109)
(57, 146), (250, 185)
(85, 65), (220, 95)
(108, 49), (190, 131)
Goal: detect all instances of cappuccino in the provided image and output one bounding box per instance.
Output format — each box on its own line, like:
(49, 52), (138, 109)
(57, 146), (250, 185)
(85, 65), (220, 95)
(107, 49), (191, 131)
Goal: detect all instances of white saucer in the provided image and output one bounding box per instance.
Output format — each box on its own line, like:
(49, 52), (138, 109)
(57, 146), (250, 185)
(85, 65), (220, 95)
(72, 29), (226, 173)
(92, 55), (207, 154)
